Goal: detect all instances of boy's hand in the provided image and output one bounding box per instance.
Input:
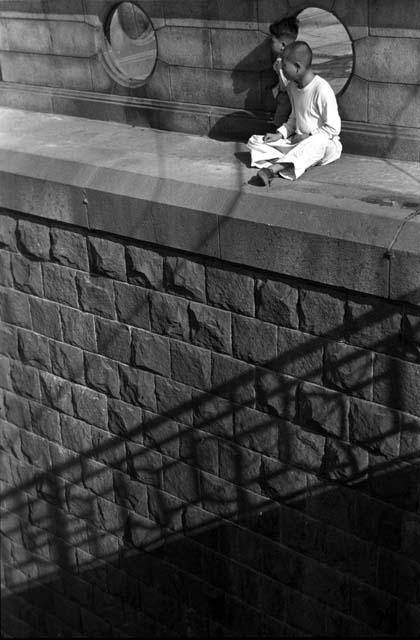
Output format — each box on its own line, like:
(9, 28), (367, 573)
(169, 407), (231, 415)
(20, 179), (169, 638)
(263, 132), (284, 143)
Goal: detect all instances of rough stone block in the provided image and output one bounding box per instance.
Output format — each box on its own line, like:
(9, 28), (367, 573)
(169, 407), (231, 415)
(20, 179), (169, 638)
(108, 398), (143, 442)
(219, 439), (261, 492)
(89, 321), (128, 375)
(211, 28), (270, 71)
(212, 353), (255, 406)
(321, 439), (368, 484)
(0, 420), (21, 458)
(235, 405), (278, 456)
(42, 263), (78, 307)
(373, 354), (420, 417)
(165, 256), (205, 302)
(72, 384), (107, 428)
(193, 390), (234, 439)
(10, 361), (40, 401)
(77, 273), (116, 320)
(126, 441), (162, 487)
(29, 401), (61, 443)
(85, 352), (120, 398)
(49, 340), (84, 384)
(30, 297), (62, 341)
(51, 227), (89, 271)
(278, 421), (326, 475)
(88, 237), (126, 281)
(115, 282), (150, 329)
(147, 486), (183, 531)
(157, 25), (211, 67)
(142, 410), (180, 458)
(299, 381), (349, 440)
(206, 266), (254, 317)
(0, 288), (31, 329)
(60, 413), (92, 453)
(65, 482), (100, 528)
(404, 312), (420, 348)
(256, 279), (299, 329)
(171, 340), (211, 391)
(348, 398), (400, 458)
(91, 427), (127, 472)
(150, 291), (189, 340)
(82, 458), (115, 501)
(199, 471), (239, 518)
(0, 322), (18, 358)
(60, 305), (96, 352)
(0, 251), (12, 287)
(190, 301), (231, 354)
(11, 254), (43, 296)
(0, 215), (17, 251)
(232, 315), (277, 366)
(4, 391), (31, 429)
(260, 456), (307, 505)
(113, 470), (148, 516)
(256, 367), (297, 421)
(162, 458), (200, 502)
(400, 413), (420, 461)
(0, 355), (11, 391)
(20, 430), (51, 470)
(325, 341), (374, 400)
(126, 245), (163, 290)
(276, 326), (324, 384)
(300, 289), (346, 338)
(17, 220), (50, 260)
(119, 364), (156, 412)
(39, 371), (72, 415)
(347, 297), (402, 355)
(155, 375), (193, 426)
(180, 427), (219, 475)
(17, 329), (50, 371)
(132, 327), (170, 376)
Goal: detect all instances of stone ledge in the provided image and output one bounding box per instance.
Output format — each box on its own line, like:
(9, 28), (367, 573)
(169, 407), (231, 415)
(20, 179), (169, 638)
(1, 83), (419, 161)
(0, 108), (419, 303)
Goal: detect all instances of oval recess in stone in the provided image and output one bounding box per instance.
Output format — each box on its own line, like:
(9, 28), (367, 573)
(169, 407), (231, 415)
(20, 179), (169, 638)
(297, 7), (353, 94)
(103, 2), (157, 86)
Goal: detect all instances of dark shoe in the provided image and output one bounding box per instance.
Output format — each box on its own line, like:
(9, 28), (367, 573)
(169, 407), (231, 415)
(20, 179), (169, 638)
(257, 167), (274, 186)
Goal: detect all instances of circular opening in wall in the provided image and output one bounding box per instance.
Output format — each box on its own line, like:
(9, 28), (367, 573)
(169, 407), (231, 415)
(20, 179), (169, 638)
(297, 7), (353, 94)
(103, 2), (157, 86)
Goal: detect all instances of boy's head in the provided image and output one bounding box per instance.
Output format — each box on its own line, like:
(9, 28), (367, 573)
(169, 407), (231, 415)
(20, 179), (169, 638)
(281, 41), (312, 82)
(269, 16), (299, 57)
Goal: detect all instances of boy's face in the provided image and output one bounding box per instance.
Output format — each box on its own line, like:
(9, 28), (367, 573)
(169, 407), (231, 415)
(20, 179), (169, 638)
(282, 54), (300, 81)
(271, 34), (295, 58)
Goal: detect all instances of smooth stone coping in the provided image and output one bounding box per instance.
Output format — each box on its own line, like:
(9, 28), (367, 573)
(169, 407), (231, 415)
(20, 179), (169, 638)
(0, 107), (419, 302)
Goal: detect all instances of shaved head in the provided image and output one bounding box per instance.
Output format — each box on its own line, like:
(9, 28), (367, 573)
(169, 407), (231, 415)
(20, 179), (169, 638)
(283, 41), (313, 68)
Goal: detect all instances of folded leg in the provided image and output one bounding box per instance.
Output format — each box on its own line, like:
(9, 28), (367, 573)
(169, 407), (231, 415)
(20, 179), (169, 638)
(247, 134), (298, 168)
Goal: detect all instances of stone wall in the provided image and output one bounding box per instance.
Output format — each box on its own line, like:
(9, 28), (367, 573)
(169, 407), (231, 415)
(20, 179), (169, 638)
(1, 209), (419, 636)
(0, 0), (419, 159)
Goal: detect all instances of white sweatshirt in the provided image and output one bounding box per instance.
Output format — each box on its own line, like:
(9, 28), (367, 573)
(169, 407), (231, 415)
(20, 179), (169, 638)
(276, 75), (341, 140)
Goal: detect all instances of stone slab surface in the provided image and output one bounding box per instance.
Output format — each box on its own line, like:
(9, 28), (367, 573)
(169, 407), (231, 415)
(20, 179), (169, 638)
(0, 107), (419, 300)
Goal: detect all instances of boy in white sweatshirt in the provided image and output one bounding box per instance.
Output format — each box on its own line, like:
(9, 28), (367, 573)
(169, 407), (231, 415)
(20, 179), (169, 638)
(247, 41), (342, 185)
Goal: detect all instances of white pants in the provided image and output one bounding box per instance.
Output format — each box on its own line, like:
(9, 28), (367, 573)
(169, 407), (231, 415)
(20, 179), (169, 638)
(247, 133), (342, 180)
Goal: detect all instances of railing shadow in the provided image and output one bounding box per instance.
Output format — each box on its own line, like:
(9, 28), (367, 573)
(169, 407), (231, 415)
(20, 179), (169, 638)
(1, 276), (419, 636)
